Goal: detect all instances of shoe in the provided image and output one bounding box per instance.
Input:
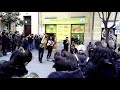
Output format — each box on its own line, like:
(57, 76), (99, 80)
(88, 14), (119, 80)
(40, 61), (42, 63)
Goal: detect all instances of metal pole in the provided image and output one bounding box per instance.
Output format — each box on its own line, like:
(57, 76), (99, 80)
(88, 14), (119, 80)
(91, 12), (95, 44)
(38, 12), (39, 35)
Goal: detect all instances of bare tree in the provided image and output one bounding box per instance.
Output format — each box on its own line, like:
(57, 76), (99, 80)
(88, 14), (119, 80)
(98, 12), (118, 43)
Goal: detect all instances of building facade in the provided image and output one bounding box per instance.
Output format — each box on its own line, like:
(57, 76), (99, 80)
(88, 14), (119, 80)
(9, 12), (120, 49)
(16, 12), (39, 36)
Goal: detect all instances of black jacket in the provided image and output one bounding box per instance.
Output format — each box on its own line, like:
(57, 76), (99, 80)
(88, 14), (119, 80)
(28, 37), (33, 44)
(84, 61), (114, 79)
(53, 58), (78, 71)
(0, 36), (2, 45)
(0, 61), (28, 78)
(48, 68), (84, 78)
(2, 35), (7, 46)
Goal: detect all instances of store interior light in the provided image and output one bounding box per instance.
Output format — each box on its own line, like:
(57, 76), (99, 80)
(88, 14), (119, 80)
(25, 20), (27, 24)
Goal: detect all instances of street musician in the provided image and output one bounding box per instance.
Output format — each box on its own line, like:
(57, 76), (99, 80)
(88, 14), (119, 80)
(38, 34), (47, 63)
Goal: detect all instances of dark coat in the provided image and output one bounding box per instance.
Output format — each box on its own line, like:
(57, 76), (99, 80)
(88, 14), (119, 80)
(28, 37), (33, 44)
(84, 61), (114, 79)
(70, 48), (78, 54)
(48, 68), (84, 78)
(76, 53), (88, 71)
(84, 47), (115, 79)
(0, 35), (2, 45)
(53, 58), (78, 71)
(63, 40), (69, 51)
(24, 40), (29, 47)
(2, 35), (7, 46)
(0, 61), (28, 78)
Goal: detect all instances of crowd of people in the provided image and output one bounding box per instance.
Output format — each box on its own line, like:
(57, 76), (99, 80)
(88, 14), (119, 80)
(1, 31), (120, 79)
(0, 31), (41, 56)
(48, 40), (120, 79)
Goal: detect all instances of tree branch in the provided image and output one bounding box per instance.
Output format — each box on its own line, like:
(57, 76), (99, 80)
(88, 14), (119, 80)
(102, 12), (105, 20)
(106, 12), (111, 21)
(110, 12), (118, 29)
(98, 12), (103, 19)
(106, 12), (108, 19)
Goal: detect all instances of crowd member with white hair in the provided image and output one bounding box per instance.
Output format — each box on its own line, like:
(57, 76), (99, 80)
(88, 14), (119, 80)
(73, 44), (89, 73)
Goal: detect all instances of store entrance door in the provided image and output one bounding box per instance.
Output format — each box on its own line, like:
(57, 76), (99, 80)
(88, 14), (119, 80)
(71, 25), (85, 47)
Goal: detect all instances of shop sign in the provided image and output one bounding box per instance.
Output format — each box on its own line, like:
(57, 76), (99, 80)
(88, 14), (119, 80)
(42, 18), (88, 24)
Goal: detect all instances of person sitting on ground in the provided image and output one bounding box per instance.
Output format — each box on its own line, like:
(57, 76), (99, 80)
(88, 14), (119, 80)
(0, 47), (32, 78)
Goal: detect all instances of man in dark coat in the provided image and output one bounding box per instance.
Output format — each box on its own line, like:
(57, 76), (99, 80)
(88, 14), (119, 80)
(63, 37), (69, 51)
(2, 32), (7, 56)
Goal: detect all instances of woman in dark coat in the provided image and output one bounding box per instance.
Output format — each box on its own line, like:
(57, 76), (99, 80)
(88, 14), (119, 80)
(0, 48), (32, 78)
(84, 47), (115, 79)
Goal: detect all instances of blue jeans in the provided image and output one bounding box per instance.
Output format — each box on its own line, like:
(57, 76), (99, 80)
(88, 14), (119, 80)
(28, 44), (32, 51)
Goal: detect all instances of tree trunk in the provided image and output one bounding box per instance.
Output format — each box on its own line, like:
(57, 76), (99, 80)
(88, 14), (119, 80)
(104, 21), (109, 43)
(8, 22), (11, 31)
(105, 28), (109, 43)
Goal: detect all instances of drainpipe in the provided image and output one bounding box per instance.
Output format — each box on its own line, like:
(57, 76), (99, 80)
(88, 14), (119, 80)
(91, 12), (95, 44)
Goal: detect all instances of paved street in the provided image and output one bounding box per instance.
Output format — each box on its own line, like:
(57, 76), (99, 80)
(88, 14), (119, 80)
(0, 49), (56, 78)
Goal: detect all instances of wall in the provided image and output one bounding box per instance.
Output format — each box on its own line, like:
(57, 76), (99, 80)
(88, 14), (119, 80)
(16, 12), (39, 35)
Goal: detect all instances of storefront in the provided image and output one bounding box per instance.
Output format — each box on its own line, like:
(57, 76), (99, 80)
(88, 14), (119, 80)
(42, 17), (88, 51)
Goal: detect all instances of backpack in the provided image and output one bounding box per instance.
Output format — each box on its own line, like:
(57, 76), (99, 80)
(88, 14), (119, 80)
(74, 54), (89, 72)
